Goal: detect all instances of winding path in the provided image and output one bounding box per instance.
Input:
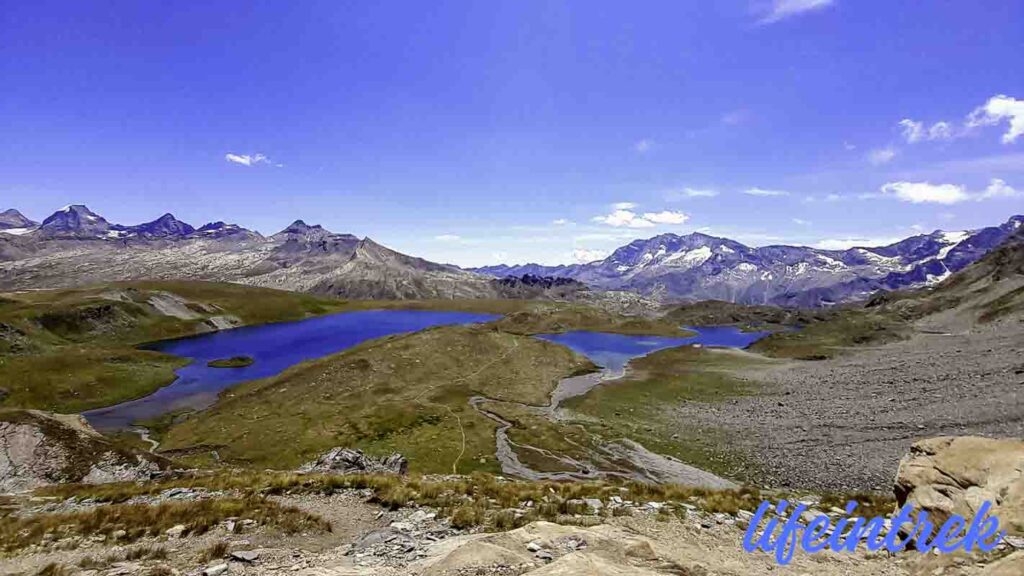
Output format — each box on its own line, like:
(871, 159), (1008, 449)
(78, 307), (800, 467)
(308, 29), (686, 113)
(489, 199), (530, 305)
(467, 358), (737, 488)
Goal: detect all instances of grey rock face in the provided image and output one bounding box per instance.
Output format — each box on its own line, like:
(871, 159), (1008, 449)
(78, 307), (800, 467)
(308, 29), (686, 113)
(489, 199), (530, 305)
(298, 447), (408, 475)
(0, 208), (36, 230)
(0, 409), (164, 493)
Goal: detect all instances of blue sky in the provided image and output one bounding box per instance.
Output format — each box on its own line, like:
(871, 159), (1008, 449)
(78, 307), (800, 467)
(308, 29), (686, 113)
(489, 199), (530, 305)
(2, 0), (1022, 266)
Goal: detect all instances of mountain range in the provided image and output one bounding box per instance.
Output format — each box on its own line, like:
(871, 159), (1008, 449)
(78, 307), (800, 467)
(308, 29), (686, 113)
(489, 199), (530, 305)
(0, 206), (506, 300)
(473, 215), (1024, 307)
(1, 206), (1021, 307)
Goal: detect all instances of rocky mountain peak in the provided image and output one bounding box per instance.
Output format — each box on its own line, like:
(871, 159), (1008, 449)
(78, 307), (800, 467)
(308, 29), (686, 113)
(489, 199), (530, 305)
(123, 213), (196, 238)
(39, 205), (111, 237)
(193, 221), (260, 240)
(0, 208), (37, 230)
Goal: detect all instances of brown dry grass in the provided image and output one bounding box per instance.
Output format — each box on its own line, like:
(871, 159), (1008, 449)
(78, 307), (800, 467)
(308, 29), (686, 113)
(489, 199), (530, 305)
(1, 496), (328, 553)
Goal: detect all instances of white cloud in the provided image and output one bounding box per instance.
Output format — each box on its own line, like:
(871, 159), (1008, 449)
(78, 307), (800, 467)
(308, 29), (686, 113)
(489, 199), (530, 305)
(814, 237), (901, 250)
(573, 248), (609, 263)
(910, 224), (925, 232)
(880, 181), (970, 204)
(743, 187), (790, 197)
(792, 218), (811, 226)
(642, 210), (689, 225)
(898, 119), (925, 143)
(867, 147), (897, 165)
(843, 141), (857, 151)
(551, 218), (572, 225)
(633, 139), (654, 153)
(683, 187), (718, 198)
(968, 95), (1024, 144)
(928, 121), (953, 141)
(758, 0), (835, 24)
(898, 119), (954, 143)
(591, 206), (689, 228)
(977, 178), (1020, 200)
(592, 209), (656, 228)
(434, 234), (462, 242)
(665, 187), (718, 200)
(225, 153), (273, 167)
(824, 193), (842, 201)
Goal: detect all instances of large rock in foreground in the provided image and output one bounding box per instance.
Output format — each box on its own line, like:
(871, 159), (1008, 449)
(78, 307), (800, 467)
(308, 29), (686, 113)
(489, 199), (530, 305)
(0, 409), (165, 493)
(298, 447), (408, 475)
(894, 436), (1024, 536)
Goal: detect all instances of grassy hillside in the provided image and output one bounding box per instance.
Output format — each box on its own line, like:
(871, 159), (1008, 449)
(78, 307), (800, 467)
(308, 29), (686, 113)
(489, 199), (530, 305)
(562, 346), (772, 481)
(0, 282), (352, 412)
(160, 324), (595, 473)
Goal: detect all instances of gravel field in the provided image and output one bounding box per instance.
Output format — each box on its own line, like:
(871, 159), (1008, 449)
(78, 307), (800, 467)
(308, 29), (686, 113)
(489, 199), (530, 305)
(672, 318), (1024, 492)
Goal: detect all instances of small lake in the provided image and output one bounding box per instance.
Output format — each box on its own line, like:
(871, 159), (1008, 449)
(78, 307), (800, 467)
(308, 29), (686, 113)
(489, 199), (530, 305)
(83, 309), (498, 430)
(537, 326), (769, 375)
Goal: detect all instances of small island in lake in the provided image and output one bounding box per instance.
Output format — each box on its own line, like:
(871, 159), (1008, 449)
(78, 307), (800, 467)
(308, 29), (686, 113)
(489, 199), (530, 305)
(206, 355), (255, 368)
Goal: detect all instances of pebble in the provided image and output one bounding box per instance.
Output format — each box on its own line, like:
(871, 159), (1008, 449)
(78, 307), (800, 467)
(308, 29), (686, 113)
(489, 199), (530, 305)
(203, 564), (228, 576)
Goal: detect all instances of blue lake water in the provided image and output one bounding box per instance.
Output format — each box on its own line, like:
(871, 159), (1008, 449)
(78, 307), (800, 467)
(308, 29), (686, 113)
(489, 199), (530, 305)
(537, 326), (770, 374)
(83, 309), (499, 430)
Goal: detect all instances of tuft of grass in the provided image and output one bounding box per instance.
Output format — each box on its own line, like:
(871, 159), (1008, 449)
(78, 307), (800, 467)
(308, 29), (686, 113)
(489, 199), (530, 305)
(0, 497), (328, 553)
(199, 541), (228, 562)
(33, 470), (892, 534)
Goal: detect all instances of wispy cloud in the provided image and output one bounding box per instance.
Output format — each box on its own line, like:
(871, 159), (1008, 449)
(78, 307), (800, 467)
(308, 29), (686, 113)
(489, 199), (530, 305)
(967, 94), (1024, 144)
(225, 153), (276, 167)
(666, 187), (719, 200)
(743, 187), (790, 197)
(879, 181), (970, 204)
(592, 209), (655, 228)
(877, 178), (1018, 204)
(552, 218), (572, 225)
(867, 147), (897, 165)
(758, 0), (835, 24)
(612, 201), (637, 210)
(898, 119), (954, 143)
(572, 248), (609, 263)
(977, 178), (1020, 200)
(792, 218), (811, 226)
(433, 234), (462, 242)
(803, 193), (842, 203)
(633, 139), (654, 153)
(721, 109), (752, 126)
(642, 210), (689, 225)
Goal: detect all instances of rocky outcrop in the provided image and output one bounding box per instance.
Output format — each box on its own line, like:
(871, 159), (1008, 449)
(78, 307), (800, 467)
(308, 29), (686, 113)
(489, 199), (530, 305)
(0, 409), (166, 493)
(894, 436), (1024, 536)
(409, 521), (692, 576)
(298, 448), (408, 475)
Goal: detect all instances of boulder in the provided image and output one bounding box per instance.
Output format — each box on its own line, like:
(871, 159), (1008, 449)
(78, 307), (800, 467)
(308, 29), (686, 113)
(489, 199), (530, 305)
(982, 551), (1024, 575)
(298, 447), (407, 475)
(0, 409), (166, 493)
(894, 436), (1024, 536)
